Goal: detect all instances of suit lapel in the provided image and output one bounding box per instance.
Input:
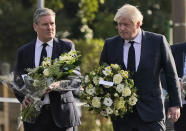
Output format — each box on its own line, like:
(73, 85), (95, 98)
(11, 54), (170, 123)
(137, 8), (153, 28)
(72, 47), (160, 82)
(117, 36), (126, 70)
(181, 51), (185, 76)
(136, 31), (149, 74)
(52, 38), (60, 59)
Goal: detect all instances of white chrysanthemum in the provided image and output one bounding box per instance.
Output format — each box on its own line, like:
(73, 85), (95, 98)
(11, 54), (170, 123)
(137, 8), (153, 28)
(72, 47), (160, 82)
(111, 64), (119, 69)
(106, 107), (113, 115)
(85, 87), (95, 96)
(92, 97), (101, 108)
(43, 69), (50, 77)
(128, 96), (138, 106)
(102, 66), (112, 76)
(93, 76), (99, 85)
(105, 66), (111, 70)
(113, 74), (123, 84)
(116, 84), (124, 93)
(121, 70), (128, 78)
(84, 75), (89, 83)
(103, 97), (113, 107)
(122, 87), (131, 97)
(102, 69), (112, 76)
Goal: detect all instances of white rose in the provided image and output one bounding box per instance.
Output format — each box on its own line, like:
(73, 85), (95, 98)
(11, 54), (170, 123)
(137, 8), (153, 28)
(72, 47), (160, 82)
(128, 96), (138, 106)
(106, 107), (113, 115)
(93, 76), (99, 85)
(122, 87), (131, 97)
(43, 69), (50, 77)
(113, 74), (123, 84)
(103, 97), (113, 107)
(116, 84), (124, 93)
(92, 97), (101, 108)
(85, 87), (95, 95)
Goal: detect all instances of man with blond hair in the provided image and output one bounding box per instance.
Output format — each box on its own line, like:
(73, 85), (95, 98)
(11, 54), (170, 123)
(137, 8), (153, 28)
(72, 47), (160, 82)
(100, 4), (182, 131)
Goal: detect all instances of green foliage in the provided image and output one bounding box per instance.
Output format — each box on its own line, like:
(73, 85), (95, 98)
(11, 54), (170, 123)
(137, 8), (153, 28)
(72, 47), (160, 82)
(79, 107), (113, 131)
(73, 39), (104, 74)
(93, 12), (117, 39)
(78, 0), (99, 24)
(0, 1), (34, 64)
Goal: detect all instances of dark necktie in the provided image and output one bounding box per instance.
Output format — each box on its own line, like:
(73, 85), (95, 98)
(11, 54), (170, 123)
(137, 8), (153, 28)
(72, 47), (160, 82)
(39, 43), (48, 66)
(127, 41), (136, 73)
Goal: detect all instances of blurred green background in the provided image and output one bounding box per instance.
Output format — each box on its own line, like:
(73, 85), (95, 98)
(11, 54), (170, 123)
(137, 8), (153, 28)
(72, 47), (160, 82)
(0, 0), (172, 130)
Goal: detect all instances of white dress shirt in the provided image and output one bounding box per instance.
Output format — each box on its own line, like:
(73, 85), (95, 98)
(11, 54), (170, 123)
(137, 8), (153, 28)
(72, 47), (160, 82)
(35, 37), (53, 104)
(123, 29), (142, 72)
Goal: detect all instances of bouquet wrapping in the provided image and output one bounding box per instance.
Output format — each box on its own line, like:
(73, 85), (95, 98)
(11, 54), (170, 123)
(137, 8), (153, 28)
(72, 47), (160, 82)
(2, 50), (81, 123)
(81, 64), (138, 118)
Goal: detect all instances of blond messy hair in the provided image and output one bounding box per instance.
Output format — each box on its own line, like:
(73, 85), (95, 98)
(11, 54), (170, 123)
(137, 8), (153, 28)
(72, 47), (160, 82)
(114, 4), (143, 26)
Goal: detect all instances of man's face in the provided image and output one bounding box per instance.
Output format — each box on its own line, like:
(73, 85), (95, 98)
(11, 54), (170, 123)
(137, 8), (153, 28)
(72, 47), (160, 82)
(117, 17), (140, 40)
(33, 15), (56, 42)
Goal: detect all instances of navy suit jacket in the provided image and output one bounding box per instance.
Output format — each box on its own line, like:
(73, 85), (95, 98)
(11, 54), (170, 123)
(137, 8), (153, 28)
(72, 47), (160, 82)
(100, 30), (182, 122)
(171, 42), (186, 78)
(14, 38), (80, 128)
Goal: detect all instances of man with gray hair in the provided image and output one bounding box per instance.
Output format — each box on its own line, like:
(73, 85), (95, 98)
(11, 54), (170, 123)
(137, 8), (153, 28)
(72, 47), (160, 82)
(100, 4), (182, 131)
(14, 8), (80, 131)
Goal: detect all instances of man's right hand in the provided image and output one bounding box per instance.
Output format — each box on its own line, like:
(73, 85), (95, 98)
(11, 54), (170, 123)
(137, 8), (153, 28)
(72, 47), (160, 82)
(22, 96), (33, 109)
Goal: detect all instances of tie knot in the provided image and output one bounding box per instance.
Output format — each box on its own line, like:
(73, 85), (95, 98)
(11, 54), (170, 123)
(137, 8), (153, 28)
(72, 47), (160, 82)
(128, 41), (134, 45)
(43, 43), (48, 48)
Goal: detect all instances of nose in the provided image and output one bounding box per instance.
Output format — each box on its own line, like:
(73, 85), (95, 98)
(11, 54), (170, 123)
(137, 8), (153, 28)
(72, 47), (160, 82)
(48, 24), (52, 30)
(119, 24), (126, 30)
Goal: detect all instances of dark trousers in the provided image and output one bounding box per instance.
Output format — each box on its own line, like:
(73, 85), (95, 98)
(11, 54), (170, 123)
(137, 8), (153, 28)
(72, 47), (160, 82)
(112, 108), (165, 131)
(23, 105), (71, 131)
(174, 104), (186, 131)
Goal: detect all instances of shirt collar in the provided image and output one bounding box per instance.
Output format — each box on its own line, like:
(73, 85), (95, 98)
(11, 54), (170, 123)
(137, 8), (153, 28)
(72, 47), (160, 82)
(125, 29), (142, 44)
(36, 37), (53, 49)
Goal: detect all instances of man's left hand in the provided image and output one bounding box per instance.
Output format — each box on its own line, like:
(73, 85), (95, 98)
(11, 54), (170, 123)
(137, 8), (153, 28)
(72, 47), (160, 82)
(167, 106), (180, 122)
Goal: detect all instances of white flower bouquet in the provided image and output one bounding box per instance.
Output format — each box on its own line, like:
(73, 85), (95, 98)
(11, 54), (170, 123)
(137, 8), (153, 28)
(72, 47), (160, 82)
(7, 50), (81, 123)
(81, 64), (138, 118)
(181, 76), (186, 96)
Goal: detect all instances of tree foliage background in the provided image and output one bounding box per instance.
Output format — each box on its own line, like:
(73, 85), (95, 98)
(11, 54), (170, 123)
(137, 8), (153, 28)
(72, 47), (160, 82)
(0, 0), (171, 130)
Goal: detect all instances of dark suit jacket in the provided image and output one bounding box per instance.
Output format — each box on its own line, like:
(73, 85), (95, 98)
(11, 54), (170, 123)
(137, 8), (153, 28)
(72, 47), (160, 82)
(171, 42), (186, 78)
(14, 38), (80, 128)
(100, 31), (182, 122)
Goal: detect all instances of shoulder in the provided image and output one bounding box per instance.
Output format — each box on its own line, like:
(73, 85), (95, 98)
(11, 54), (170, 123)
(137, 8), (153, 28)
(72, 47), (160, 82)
(171, 42), (186, 51)
(104, 35), (123, 47)
(106, 35), (122, 42)
(54, 38), (72, 50)
(143, 30), (164, 39)
(17, 39), (36, 53)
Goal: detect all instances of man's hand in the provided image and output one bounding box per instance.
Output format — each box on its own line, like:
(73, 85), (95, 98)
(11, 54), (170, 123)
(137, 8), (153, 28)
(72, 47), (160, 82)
(22, 96), (33, 109)
(167, 106), (180, 122)
(179, 80), (184, 90)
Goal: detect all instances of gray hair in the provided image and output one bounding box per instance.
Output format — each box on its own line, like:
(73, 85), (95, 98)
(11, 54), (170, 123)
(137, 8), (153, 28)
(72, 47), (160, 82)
(33, 8), (56, 24)
(114, 4), (143, 26)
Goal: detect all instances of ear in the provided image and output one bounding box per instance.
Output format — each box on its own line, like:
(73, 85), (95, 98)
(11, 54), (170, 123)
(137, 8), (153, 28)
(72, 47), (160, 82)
(33, 23), (37, 32)
(136, 21), (141, 29)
